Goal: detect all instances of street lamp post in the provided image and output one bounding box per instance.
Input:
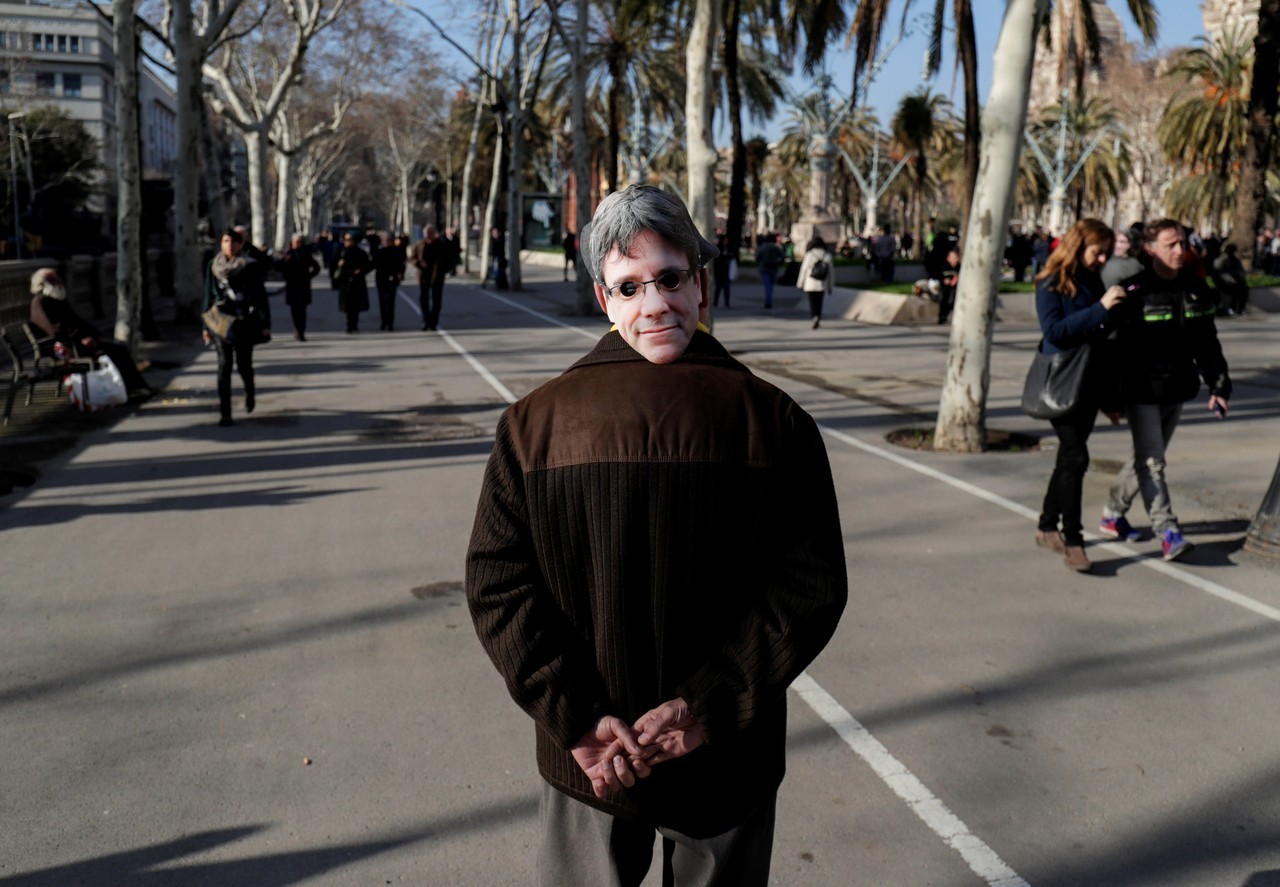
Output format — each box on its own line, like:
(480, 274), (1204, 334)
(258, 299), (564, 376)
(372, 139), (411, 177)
(8, 111), (25, 260)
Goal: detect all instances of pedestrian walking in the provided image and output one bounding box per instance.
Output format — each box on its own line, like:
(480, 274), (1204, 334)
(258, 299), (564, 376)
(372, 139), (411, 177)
(1211, 242), (1249, 316)
(374, 232), (407, 331)
(202, 228), (271, 426)
(755, 232), (783, 309)
(411, 226), (447, 331)
(562, 228), (577, 280)
(936, 247), (961, 325)
(465, 183), (847, 887)
(872, 225), (897, 283)
(277, 234), (320, 341)
(334, 231), (371, 333)
(485, 226), (508, 289)
(797, 235), (834, 329)
(1100, 218), (1233, 561)
(712, 234), (732, 308)
(1100, 225), (1144, 288)
(1031, 219), (1128, 573)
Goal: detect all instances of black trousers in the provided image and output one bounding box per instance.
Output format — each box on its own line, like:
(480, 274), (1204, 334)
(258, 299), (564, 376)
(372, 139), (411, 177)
(289, 302), (308, 337)
(419, 278), (444, 329)
(376, 281), (398, 329)
(1039, 403), (1099, 546)
(213, 335), (255, 420)
(806, 290), (825, 319)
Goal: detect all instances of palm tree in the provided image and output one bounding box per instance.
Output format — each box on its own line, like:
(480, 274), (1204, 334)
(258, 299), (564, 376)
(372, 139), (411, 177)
(891, 89), (952, 258)
(721, 0), (787, 258)
(1158, 26), (1253, 231)
(1228, 0), (1280, 267)
(1051, 0), (1159, 102)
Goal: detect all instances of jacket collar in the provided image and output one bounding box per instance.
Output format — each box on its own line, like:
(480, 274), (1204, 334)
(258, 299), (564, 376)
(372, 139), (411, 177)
(567, 328), (744, 373)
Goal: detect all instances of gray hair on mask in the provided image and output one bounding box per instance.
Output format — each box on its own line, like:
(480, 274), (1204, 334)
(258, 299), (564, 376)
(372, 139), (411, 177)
(580, 185), (718, 286)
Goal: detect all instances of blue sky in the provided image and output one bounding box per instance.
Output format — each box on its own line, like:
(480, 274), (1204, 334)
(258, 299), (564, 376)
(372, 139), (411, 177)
(762, 0), (1211, 140)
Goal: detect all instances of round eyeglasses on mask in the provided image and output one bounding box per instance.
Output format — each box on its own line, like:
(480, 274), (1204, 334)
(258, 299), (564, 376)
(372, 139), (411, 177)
(602, 268), (696, 300)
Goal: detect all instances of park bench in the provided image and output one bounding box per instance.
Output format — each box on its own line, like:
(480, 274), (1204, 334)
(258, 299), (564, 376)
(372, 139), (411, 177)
(1, 321), (95, 425)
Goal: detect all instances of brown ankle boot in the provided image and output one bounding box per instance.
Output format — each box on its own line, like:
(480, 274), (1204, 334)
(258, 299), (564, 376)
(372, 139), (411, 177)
(1035, 529), (1066, 554)
(1063, 545), (1092, 573)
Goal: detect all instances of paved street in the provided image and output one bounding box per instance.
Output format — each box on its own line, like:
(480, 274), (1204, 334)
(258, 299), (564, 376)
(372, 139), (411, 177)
(3, 261), (1280, 886)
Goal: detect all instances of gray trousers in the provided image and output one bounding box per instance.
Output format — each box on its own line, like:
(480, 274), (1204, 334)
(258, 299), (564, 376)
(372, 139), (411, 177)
(537, 783), (775, 887)
(1106, 402), (1183, 533)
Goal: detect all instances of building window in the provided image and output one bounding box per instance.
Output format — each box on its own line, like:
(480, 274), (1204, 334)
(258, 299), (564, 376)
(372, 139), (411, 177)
(35, 72), (54, 95)
(57, 34), (66, 52)
(0, 70), (8, 96)
(70, 35), (79, 53)
(63, 73), (81, 97)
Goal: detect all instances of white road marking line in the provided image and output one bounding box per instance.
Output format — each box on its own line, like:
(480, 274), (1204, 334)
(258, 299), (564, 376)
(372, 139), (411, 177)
(439, 329), (516, 404)
(479, 287), (601, 339)
(397, 287), (421, 316)
(818, 424), (1280, 624)
(793, 672), (1030, 887)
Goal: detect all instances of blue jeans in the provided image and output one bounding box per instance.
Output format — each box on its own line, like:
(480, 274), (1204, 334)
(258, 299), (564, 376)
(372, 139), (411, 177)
(1106, 402), (1182, 533)
(760, 269), (777, 307)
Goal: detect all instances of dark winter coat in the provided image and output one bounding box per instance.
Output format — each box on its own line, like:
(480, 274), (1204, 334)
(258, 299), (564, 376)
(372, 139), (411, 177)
(465, 330), (848, 837)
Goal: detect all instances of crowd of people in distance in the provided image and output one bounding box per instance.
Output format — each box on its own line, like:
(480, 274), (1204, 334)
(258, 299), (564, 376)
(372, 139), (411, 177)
(197, 223), (463, 426)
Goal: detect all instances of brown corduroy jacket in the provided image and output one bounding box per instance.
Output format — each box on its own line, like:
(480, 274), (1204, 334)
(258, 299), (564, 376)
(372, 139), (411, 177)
(465, 330), (848, 835)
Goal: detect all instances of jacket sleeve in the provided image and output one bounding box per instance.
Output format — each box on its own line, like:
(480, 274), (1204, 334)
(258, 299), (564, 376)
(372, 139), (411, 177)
(465, 413), (612, 749)
(202, 262), (216, 312)
(826, 251), (834, 295)
(795, 252), (813, 288)
(676, 407), (848, 745)
(1036, 279), (1110, 350)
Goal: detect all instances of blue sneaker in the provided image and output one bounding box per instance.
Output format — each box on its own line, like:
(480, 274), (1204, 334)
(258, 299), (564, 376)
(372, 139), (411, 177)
(1100, 514), (1141, 541)
(1161, 528), (1193, 561)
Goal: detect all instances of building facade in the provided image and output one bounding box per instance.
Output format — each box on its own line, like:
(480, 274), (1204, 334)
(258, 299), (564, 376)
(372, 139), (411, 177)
(0, 0), (177, 210)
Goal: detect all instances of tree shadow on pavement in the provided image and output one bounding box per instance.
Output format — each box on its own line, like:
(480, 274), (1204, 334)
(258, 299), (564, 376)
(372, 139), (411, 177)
(0, 794), (539, 886)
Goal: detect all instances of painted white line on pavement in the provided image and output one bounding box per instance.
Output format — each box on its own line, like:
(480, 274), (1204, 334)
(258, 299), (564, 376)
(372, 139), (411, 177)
(438, 328), (517, 405)
(397, 287), (420, 317)
(818, 425), (1280, 624)
(793, 672), (1030, 887)
(479, 287), (601, 340)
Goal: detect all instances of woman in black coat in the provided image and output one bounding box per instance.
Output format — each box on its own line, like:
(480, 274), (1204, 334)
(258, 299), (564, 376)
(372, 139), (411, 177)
(203, 228), (271, 426)
(278, 234), (320, 341)
(334, 231), (371, 332)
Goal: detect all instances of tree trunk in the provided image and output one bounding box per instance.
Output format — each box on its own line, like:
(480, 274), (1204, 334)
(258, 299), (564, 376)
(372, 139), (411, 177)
(243, 128), (270, 250)
(201, 102), (227, 235)
(481, 114), (505, 279)
(1227, 0), (1280, 271)
(113, 0), (142, 349)
(957, 0), (980, 231)
(685, 0), (718, 258)
(573, 0), (594, 313)
(723, 0), (746, 260)
(172, 11), (204, 318)
(606, 59), (621, 193)
(273, 149), (295, 251)
(460, 90), (484, 272)
(934, 0), (1047, 453)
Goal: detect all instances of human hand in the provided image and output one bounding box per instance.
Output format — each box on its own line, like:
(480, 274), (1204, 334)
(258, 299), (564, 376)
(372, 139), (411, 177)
(633, 697), (705, 766)
(1101, 285), (1127, 310)
(1208, 395), (1228, 419)
(201, 330), (211, 345)
(1104, 411), (1123, 425)
(569, 716), (654, 798)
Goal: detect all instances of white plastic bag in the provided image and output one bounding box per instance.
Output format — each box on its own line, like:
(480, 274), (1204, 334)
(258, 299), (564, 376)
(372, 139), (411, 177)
(67, 355), (128, 412)
(728, 257), (739, 282)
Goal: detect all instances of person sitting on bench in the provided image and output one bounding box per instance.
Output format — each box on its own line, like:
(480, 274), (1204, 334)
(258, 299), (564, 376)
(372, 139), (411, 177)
(28, 268), (153, 401)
